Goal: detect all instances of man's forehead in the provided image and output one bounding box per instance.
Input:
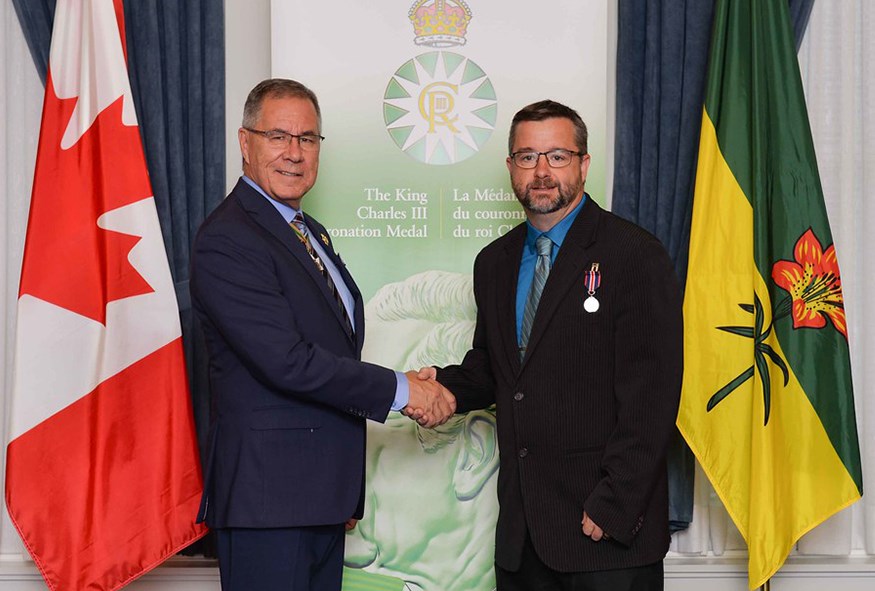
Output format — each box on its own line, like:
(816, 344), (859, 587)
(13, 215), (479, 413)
(514, 117), (574, 134)
(512, 118), (576, 148)
(258, 96), (319, 124)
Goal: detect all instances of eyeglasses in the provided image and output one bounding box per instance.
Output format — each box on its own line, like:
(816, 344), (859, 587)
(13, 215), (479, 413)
(510, 149), (585, 169)
(244, 127), (324, 151)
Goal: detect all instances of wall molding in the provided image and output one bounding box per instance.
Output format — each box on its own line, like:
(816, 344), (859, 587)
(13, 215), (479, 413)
(0, 555), (873, 590)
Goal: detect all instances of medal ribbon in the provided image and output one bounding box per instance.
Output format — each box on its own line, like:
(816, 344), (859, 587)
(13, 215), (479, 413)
(584, 262), (600, 296)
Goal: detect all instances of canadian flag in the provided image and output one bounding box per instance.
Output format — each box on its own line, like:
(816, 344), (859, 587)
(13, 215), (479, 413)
(5, 1), (207, 590)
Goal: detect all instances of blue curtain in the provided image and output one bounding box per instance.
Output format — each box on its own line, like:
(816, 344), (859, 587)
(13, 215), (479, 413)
(12, 0), (224, 554)
(613, 0), (815, 532)
(121, 4), (225, 521)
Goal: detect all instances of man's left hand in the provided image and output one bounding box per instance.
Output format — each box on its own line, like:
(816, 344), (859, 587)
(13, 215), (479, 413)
(581, 511), (605, 541)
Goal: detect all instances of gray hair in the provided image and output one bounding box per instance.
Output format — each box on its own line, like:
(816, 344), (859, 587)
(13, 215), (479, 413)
(241, 78), (321, 129)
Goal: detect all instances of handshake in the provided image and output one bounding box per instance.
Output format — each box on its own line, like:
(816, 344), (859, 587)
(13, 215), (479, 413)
(402, 367), (455, 428)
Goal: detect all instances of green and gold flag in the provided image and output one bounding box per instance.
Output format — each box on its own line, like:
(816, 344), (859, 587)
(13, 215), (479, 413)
(677, 1), (862, 588)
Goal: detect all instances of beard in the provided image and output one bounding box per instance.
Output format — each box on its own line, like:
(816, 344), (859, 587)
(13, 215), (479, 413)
(512, 176), (583, 215)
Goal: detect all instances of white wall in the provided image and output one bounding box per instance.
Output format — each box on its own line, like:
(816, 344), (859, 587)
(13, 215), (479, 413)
(224, 0), (271, 192)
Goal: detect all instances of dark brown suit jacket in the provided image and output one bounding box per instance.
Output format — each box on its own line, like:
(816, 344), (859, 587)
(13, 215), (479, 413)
(437, 197), (683, 573)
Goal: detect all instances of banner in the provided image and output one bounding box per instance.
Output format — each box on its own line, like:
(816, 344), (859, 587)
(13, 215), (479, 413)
(6, 1), (207, 589)
(273, 1), (609, 589)
(677, 0), (862, 588)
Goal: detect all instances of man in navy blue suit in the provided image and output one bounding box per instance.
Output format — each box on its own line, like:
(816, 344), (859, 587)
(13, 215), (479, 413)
(190, 79), (455, 591)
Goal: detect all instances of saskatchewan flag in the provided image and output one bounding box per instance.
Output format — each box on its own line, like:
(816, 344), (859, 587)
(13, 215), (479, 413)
(677, 1), (863, 588)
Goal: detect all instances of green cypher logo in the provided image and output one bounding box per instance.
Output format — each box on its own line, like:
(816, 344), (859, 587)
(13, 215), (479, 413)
(383, 51), (497, 165)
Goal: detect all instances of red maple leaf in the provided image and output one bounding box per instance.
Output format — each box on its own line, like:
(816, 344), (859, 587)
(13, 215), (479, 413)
(18, 76), (155, 325)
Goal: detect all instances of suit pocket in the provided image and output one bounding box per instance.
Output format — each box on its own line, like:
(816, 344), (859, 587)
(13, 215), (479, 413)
(249, 407), (322, 430)
(557, 307), (610, 326)
(564, 445), (605, 457)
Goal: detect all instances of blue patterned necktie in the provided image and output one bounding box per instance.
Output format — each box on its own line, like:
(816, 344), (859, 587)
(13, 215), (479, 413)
(520, 234), (552, 359)
(291, 213), (354, 340)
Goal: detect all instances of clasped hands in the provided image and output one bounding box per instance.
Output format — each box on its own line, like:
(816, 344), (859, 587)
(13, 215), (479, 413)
(402, 367), (455, 428)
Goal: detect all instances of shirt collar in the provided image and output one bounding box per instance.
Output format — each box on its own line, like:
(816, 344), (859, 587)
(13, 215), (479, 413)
(525, 193), (588, 250)
(242, 175), (300, 224)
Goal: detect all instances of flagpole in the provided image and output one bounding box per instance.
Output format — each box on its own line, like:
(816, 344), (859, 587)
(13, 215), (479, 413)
(759, 579), (770, 591)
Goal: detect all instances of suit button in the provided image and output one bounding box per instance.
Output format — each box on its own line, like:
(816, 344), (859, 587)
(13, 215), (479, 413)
(519, 448), (528, 458)
(514, 392), (524, 401)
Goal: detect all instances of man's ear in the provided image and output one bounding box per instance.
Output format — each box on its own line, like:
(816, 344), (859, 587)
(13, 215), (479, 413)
(578, 152), (591, 181)
(453, 409), (499, 501)
(239, 127), (250, 165)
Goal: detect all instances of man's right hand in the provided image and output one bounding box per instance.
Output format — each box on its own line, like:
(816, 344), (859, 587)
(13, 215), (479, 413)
(417, 366), (437, 381)
(403, 370), (455, 428)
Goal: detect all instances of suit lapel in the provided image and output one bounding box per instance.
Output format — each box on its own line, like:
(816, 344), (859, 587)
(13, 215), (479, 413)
(233, 181), (356, 346)
(305, 215), (363, 350)
(521, 198), (601, 368)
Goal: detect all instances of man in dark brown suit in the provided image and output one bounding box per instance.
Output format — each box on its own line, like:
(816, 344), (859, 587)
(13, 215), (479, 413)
(418, 100), (683, 591)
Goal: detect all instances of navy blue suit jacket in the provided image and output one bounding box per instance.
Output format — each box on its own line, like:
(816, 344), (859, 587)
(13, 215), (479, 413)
(191, 179), (396, 528)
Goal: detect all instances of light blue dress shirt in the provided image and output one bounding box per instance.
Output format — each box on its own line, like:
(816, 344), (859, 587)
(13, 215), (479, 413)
(515, 194), (587, 345)
(242, 176), (409, 410)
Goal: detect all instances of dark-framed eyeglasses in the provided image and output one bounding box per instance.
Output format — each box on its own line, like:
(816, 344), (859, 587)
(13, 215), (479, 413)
(509, 149), (585, 169)
(244, 127), (324, 151)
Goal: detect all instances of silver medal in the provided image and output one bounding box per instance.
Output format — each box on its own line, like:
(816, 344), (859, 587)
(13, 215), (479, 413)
(584, 296), (600, 313)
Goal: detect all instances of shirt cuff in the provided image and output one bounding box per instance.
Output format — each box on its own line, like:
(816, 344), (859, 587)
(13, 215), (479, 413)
(391, 371), (410, 411)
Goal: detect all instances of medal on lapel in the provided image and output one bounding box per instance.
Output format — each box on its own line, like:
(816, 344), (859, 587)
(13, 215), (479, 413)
(320, 233), (330, 246)
(583, 262), (601, 313)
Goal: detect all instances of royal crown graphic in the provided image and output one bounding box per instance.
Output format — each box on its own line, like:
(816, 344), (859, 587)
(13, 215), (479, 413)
(409, 0), (472, 48)
(386, 0), (494, 165)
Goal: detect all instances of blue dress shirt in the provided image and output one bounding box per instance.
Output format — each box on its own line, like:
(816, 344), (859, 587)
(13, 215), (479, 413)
(515, 194), (587, 345)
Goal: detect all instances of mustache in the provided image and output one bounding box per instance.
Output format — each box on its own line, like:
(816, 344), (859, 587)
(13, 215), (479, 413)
(528, 179), (557, 190)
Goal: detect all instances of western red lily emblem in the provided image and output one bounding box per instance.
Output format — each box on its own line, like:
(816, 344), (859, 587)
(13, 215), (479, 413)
(771, 229), (847, 338)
